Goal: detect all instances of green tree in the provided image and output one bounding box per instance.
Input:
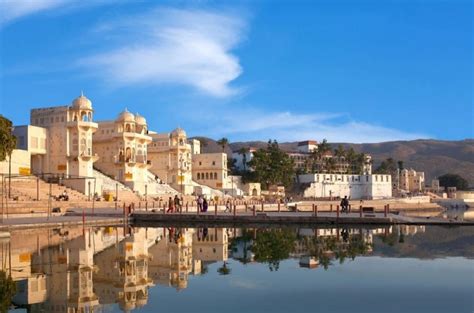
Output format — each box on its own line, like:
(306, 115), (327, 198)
(317, 139), (331, 155)
(374, 157), (398, 175)
(247, 140), (295, 189)
(252, 229), (296, 271)
(0, 270), (16, 312)
(438, 173), (469, 190)
(0, 115), (16, 162)
(216, 137), (229, 152)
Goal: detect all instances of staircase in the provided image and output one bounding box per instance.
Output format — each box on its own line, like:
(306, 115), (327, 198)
(6, 177), (89, 202)
(93, 169), (141, 203)
(145, 171), (179, 196)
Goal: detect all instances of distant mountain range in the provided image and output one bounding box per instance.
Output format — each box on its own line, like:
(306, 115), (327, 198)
(192, 137), (474, 186)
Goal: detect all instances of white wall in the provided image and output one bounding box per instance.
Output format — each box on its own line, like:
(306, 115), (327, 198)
(300, 173), (392, 199)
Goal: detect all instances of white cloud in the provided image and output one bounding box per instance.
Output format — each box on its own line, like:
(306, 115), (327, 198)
(0, 0), (68, 26)
(79, 8), (246, 97)
(191, 109), (428, 143)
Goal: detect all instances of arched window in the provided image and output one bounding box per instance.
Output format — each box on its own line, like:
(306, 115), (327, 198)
(197, 173), (201, 180)
(73, 114), (77, 121)
(205, 173), (209, 180)
(125, 124), (131, 132)
(125, 147), (131, 161)
(214, 172), (217, 180)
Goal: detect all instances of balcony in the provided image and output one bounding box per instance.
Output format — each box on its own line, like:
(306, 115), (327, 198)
(66, 121), (98, 130)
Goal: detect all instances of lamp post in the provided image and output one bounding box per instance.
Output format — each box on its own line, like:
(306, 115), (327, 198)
(179, 156), (184, 195)
(8, 150), (11, 199)
(8, 125), (13, 199)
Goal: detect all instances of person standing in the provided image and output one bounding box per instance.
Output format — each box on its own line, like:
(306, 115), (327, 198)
(203, 197), (208, 212)
(174, 195), (181, 212)
(225, 199), (231, 213)
(167, 197), (175, 213)
(197, 195), (203, 212)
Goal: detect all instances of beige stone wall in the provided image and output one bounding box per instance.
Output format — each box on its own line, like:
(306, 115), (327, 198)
(0, 149), (31, 175)
(192, 153), (228, 189)
(93, 118), (152, 194)
(148, 132), (193, 189)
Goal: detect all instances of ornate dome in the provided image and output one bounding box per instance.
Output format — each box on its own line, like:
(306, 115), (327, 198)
(171, 127), (186, 137)
(116, 108), (135, 122)
(72, 92), (92, 110)
(135, 113), (147, 125)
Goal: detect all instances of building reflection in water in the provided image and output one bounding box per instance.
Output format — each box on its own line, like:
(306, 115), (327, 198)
(0, 225), (427, 312)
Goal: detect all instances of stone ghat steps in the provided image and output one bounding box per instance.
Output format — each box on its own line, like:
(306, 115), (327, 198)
(3, 199), (133, 214)
(6, 178), (89, 202)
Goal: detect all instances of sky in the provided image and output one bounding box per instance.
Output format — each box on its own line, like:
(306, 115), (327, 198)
(0, 0), (472, 143)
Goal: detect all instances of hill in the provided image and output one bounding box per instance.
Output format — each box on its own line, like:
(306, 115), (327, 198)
(193, 137), (474, 186)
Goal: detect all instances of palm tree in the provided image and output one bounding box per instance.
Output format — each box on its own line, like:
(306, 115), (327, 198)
(317, 139), (331, 156)
(217, 137), (229, 152)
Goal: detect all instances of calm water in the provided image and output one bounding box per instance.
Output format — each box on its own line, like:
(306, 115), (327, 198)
(2, 225), (473, 313)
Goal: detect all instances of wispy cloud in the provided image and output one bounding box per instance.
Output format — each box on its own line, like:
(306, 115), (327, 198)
(189, 108), (428, 143)
(79, 8), (247, 97)
(0, 0), (66, 26)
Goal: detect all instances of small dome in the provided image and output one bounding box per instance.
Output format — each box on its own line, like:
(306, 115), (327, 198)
(171, 127), (186, 137)
(72, 92), (92, 110)
(116, 108), (135, 122)
(135, 113), (147, 125)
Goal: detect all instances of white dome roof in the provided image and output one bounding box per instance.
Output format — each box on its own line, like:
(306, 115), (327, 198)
(116, 108), (135, 122)
(135, 113), (147, 125)
(72, 92), (92, 110)
(171, 127), (186, 137)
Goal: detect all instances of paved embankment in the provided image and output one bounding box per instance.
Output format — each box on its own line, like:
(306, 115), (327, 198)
(0, 215), (124, 231)
(132, 211), (474, 226)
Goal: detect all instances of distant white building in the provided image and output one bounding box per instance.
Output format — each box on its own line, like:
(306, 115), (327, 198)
(232, 148), (256, 172)
(299, 173), (392, 199)
(297, 140), (318, 153)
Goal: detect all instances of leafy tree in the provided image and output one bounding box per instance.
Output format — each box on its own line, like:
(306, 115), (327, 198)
(334, 144), (346, 159)
(0, 270), (16, 312)
(252, 229), (296, 271)
(317, 139), (331, 155)
(438, 173), (469, 190)
(216, 137), (229, 152)
(0, 115), (16, 162)
(247, 140), (295, 189)
(374, 157), (398, 175)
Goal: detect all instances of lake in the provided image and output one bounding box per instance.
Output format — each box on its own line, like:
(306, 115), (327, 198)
(2, 225), (473, 313)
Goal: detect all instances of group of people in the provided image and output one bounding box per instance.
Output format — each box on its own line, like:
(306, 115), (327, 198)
(56, 189), (69, 201)
(197, 195), (209, 212)
(167, 195), (183, 213)
(340, 196), (350, 213)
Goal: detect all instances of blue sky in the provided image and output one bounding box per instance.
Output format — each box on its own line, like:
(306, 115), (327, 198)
(0, 0), (472, 143)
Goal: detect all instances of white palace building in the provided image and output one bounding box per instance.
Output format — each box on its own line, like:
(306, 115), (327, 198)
(7, 93), (254, 198)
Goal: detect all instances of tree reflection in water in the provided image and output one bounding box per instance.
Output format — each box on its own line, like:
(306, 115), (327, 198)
(231, 228), (372, 271)
(0, 270), (16, 312)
